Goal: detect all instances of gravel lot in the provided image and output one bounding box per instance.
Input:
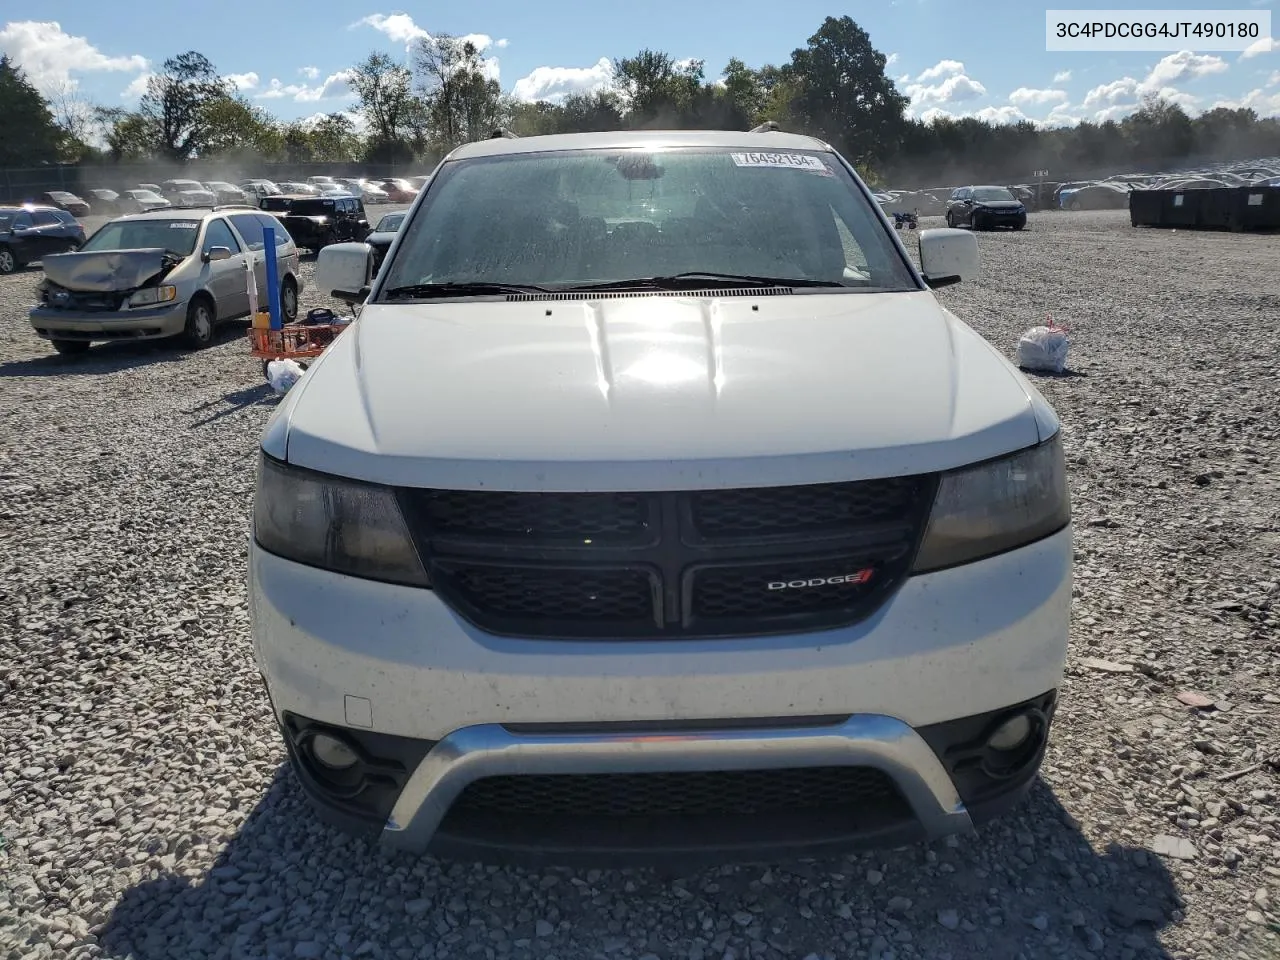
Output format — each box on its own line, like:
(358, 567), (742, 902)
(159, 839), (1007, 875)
(2, 209), (1278, 960)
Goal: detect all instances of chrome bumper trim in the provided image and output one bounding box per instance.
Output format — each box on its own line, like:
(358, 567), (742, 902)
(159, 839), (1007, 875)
(381, 715), (972, 853)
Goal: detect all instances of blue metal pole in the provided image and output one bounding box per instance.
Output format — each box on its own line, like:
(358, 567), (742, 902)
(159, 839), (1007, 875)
(263, 226), (282, 330)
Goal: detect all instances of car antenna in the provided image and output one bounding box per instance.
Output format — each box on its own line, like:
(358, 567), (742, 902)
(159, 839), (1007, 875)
(749, 121), (783, 133)
(490, 127), (519, 139)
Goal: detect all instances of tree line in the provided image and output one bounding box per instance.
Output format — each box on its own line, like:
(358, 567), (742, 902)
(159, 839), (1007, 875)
(3, 16), (1280, 187)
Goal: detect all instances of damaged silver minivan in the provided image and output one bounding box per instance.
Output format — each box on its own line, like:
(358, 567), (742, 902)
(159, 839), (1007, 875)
(28, 208), (303, 355)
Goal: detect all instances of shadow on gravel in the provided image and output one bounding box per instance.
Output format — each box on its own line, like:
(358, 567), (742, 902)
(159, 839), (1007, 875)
(1019, 367), (1089, 380)
(0, 324), (251, 380)
(186, 384), (279, 427)
(98, 764), (1189, 960)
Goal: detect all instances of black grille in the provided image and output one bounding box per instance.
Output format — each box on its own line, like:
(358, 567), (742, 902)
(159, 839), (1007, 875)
(398, 477), (936, 639)
(434, 564), (654, 624)
(421, 490), (652, 544)
(690, 478), (918, 540)
(453, 766), (906, 818)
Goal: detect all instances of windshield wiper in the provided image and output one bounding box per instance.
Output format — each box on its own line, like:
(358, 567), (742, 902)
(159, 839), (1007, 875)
(381, 281), (553, 300)
(560, 272), (851, 292)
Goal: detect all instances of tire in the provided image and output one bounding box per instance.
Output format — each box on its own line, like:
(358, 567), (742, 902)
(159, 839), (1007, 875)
(281, 278), (299, 321)
(1068, 199), (1082, 212)
(1013, 222), (1025, 231)
(51, 339), (90, 356)
(182, 297), (217, 349)
(0, 245), (17, 275)
(945, 212), (955, 228)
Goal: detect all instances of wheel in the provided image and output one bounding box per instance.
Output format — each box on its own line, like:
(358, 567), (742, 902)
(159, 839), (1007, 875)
(1068, 199), (1082, 212)
(945, 211), (955, 228)
(0, 245), (16, 274)
(281, 278), (299, 321)
(1013, 222), (1025, 231)
(50, 339), (90, 356)
(182, 297), (216, 349)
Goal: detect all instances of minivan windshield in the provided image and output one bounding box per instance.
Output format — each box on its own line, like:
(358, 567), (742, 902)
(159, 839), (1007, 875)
(81, 219), (200, 258)
(379, 147), (918, 297)
(973, 187), (1016, 202)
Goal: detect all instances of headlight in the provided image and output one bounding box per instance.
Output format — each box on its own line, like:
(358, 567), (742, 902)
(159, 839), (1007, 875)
(253, 454), (429, 587)
(912, 434), (1070, 573)
(127, 285), (177, 307)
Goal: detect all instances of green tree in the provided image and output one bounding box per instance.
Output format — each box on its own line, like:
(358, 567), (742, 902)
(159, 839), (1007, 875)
(350, 51), (416, 160)
(308, 113), (362, 162)
(0, 56), (63, 167)
(201, 97), (282, 157)
(720, 58), (766, 126)
(613, 50), (705, 124)
(781, 16), (909, 168)
(412, 34), (504, 148)
(139, 51), (233, 159)
(94, 106), (154, 161)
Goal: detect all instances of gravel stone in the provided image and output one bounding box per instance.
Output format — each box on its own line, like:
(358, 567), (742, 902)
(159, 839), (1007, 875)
(2, 208), (1278, 960)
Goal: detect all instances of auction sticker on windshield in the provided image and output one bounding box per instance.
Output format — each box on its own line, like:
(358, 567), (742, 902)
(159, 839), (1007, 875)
(170, 222), (199, 229)
(730, 152), (826, 171)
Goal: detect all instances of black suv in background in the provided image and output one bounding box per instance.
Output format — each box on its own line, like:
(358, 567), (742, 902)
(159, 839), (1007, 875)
(0, 205), (87, 274)
(263, 194), (369, 252)
(945, 186), (1028, 231)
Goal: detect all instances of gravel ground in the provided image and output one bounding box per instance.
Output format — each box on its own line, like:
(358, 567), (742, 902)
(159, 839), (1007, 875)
(1, 209), (1278, 960)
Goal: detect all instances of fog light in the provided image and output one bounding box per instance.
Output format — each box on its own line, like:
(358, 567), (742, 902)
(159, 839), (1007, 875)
(987, 714), (1033, 752)
(311, 733), (359, 770)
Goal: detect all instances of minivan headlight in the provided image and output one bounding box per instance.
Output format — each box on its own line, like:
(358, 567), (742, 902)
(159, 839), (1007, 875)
(912, 434), (1070, 573)
(253, 453), (429, 587)
(128, 285), (177, 307)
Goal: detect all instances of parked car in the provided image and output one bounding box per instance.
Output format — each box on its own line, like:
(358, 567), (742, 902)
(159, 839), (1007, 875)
(307, 175), (338, 187)
(204, 181), (248, 205)
(334, 178), (389, 204)
(240, 181), (284, 208)
(365, 211), (407, 275)
(85, 189), (123, 214)
(38, 191), (92, 217)
(274, 195), (369, 252)
(277, 181), (320, 196)
(945, 185), (1028, 230)
(121, 189), (172, 213)
(252, 128), (1072, 862)
(134, 183), (163, 194)
(407, 175), (432, 190)
(0, 205), (86, 274)
(29, 208), (302, 355)
(377, 178), (419, 202)
(160, 180), (218, 208)
(1059, 182), (1131, 211)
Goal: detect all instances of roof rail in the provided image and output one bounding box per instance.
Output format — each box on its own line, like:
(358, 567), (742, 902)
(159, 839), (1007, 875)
(490, 127), (519, 139)
(212, 203), (260, 211)
(750, 121), (783, 133)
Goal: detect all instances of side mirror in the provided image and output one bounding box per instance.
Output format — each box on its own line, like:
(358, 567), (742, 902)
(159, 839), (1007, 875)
(919, 228), (979, 289)
(316, 242), (374, 304)
(203, 246), (232, 262)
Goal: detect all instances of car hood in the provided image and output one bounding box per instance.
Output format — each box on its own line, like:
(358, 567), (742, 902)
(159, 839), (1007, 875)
(272, 291), (1054, 491)
(41, 248), (174, 292)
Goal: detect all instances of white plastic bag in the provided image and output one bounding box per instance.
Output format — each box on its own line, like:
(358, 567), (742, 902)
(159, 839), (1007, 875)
(266, 358), (306, 394)
(1016, 322), (1070, 373)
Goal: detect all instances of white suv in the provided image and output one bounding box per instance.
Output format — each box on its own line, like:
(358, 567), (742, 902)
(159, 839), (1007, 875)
(249, 129), (1071, 863)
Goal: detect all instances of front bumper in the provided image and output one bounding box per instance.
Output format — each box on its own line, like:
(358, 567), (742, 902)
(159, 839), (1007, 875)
(29, 300), (188, 341)
(250, 525), (1071, 859)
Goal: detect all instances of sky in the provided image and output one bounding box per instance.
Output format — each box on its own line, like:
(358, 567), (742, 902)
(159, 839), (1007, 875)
(3, 1), (1279, 132)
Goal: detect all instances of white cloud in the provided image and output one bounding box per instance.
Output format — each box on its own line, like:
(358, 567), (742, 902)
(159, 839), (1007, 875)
(906, 73), (987, 107)
(974, 105), (1029, 124)
(0, 19), (147, 93)
(1240, 37), (1275, 58)
(895, 73), (911, 85)
(298, 109), (368, 133)
(121, 72), (152, 99)
(257, 69), (355, 103)
(512, 57), (614, 102)
(1271, 70), (1280, 86)
(1009, 87), (1068, 106)
(224, 72), (259, 91)
(1053, 69), (1072, 83)
(916, 104), (1029, 126)
(1145, 51), (1227, 87)
(1211, 87), (1280, 116)
(1082, 77), (1140, 109)
(886, 52), (900, 67)
(915, 59), (964, 82)
(299, 65), (320, 80)
(1042, 103), (1082, 127)
(1095, 103), (1139, 122)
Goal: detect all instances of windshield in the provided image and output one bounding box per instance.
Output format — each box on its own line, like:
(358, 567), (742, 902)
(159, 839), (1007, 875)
(380, 146), (917, 295)
(375, 213), (405, 232)
(82, 219), (200, 258)
(973, 187), (1016, 202)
